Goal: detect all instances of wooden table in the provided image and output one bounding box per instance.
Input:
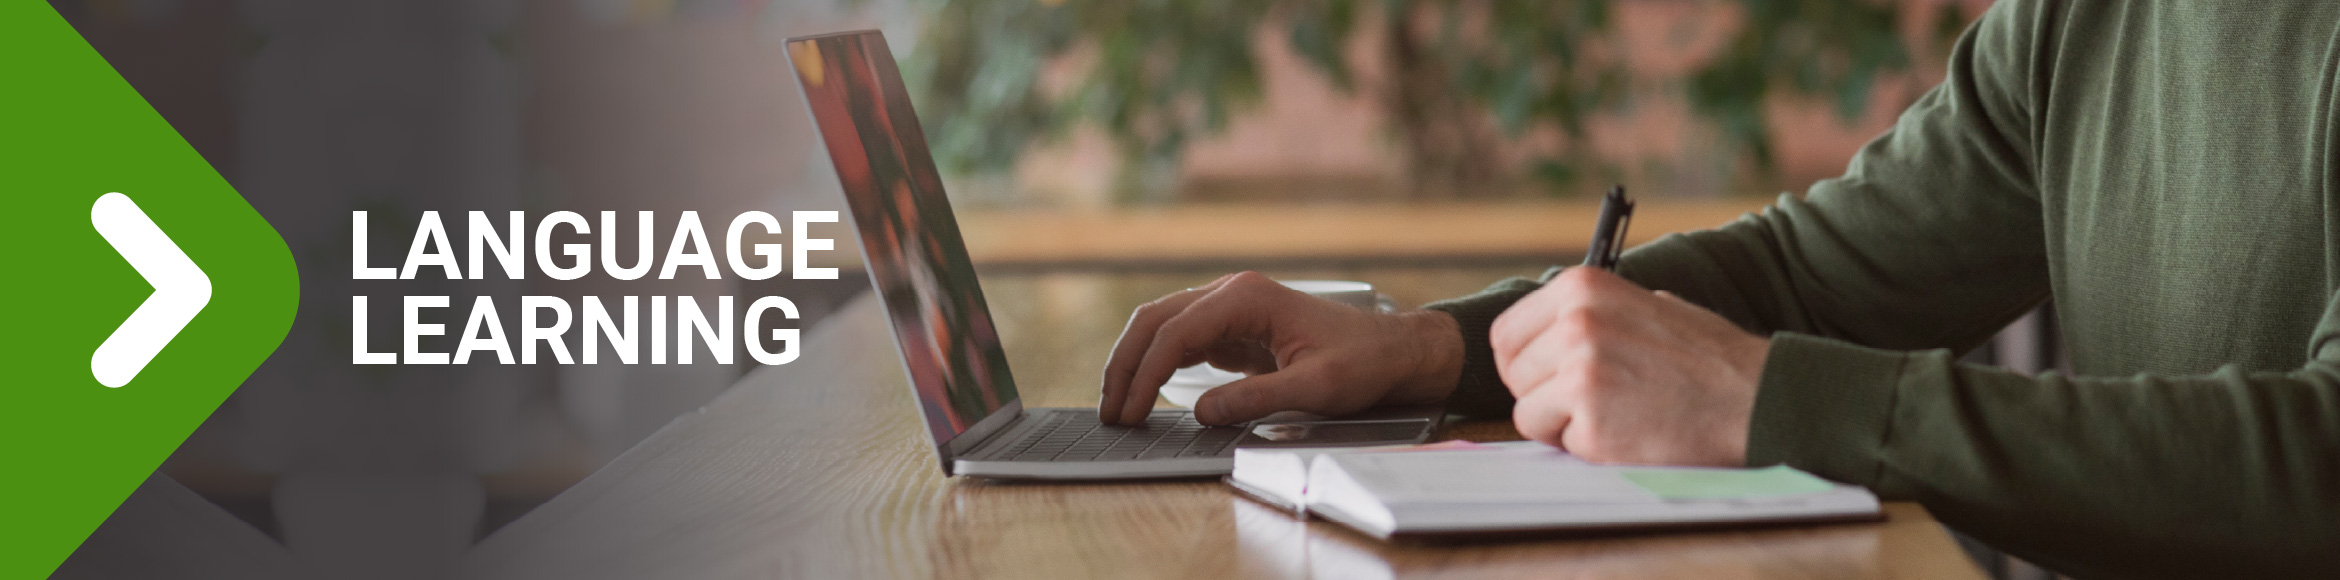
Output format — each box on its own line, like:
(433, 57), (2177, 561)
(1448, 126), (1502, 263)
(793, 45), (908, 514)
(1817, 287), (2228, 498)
(954, 200), (1771, 269)
(460, 270), (1985, 580)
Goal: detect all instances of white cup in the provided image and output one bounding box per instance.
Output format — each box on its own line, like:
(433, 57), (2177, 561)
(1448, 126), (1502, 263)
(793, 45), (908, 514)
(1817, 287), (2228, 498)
(1159, 280), (1384, 408)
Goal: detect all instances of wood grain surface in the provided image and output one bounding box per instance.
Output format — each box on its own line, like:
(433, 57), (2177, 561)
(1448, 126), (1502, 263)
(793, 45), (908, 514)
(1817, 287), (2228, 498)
(461, 272), (1983, 580)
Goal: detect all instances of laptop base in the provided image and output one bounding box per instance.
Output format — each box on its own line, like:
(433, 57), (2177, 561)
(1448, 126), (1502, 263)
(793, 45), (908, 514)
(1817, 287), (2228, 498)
(955, 407), (1441, 481)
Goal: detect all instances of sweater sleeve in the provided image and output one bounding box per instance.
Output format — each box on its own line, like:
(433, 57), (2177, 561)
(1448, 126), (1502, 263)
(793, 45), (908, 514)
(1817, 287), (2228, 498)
(1749, 323), (2340, 577)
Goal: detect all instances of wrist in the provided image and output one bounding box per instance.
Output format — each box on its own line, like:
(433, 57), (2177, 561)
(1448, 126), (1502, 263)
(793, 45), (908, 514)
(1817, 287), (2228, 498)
(1721, 334), (1772, 464)
(1735, 334), (1773, 387)
(1389, 310), (1465, 404)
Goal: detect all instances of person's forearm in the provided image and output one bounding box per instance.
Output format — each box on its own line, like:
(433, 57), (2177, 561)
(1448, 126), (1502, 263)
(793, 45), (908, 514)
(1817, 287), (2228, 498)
(1613, 196), (2049, 353)
(1754, 332), (2340, 578)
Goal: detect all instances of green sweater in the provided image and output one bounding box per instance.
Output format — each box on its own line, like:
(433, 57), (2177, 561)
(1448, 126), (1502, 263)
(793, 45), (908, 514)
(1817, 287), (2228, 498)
(1426, 1), (2340, 577)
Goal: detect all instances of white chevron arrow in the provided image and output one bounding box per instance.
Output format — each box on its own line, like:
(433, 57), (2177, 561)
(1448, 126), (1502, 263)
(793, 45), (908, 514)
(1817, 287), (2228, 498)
(89, 192), (212, 388)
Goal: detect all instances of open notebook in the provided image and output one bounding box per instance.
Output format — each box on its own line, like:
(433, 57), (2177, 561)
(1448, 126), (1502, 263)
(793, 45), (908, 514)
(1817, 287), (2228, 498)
(1228, 440), (1881, 540)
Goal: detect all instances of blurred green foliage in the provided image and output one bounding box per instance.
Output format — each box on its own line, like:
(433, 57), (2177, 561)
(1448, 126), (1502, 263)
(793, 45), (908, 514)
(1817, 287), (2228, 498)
(905, 0), (1973, 201)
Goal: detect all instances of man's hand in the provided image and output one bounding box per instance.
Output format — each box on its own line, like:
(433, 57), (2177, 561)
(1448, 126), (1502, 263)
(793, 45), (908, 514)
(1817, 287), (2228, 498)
(1492, 267), (1770, 466)
(1099, 271), (1465, 426)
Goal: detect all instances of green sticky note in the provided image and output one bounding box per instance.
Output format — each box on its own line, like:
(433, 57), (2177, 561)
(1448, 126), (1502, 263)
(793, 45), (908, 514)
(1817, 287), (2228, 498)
(1617, 465), (1836, 499)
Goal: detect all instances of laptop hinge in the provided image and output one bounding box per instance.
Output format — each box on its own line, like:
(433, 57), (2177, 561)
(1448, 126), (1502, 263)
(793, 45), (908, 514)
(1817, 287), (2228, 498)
(959, 410), (1032, 459)
(942, 399), (1029, 465)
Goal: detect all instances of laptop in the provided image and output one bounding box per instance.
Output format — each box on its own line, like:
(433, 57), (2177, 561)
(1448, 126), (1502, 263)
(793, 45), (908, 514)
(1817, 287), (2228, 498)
(786, 30), (1437, 480)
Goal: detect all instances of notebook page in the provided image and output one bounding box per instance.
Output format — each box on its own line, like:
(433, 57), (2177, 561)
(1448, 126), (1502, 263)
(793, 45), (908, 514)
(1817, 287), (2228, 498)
(1327, 450), (1658, 504)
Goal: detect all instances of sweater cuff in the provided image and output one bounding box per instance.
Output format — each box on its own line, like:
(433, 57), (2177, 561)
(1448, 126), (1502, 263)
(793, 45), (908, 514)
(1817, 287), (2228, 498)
(1745, 332), (1907, 488)
(1421, 272), (1553, 419)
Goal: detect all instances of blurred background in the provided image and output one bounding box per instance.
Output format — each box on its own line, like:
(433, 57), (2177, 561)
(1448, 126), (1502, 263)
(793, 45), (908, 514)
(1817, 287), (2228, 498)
(913, 0), (1981, 207)
(57, 1), (2066, 579)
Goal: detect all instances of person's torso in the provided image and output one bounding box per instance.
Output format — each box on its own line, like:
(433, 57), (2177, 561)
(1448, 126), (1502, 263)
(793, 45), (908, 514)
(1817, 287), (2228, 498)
(2038, 1), (2340, 375)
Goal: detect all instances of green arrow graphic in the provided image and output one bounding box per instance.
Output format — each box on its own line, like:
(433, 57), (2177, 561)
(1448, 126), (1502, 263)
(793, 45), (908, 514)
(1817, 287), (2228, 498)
(0, 4), (301, 578)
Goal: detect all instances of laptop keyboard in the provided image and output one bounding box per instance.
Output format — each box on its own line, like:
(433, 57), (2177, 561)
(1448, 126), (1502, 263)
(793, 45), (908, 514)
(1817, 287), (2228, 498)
(1000, 412), (1245, 462)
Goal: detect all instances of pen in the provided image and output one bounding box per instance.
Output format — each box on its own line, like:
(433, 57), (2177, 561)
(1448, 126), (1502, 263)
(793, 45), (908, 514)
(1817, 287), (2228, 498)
(1583, 185), (1634, 270)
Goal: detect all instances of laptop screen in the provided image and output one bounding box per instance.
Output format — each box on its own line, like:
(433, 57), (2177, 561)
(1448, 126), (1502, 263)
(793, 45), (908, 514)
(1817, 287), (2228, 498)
(787, 31), (1019, 446)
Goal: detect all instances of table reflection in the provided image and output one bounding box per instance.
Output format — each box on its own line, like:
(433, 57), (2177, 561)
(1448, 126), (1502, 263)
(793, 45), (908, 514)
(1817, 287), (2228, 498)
(931, 478), (1266, 578)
